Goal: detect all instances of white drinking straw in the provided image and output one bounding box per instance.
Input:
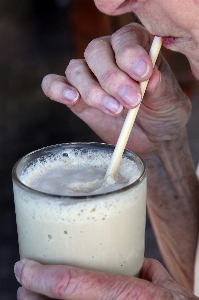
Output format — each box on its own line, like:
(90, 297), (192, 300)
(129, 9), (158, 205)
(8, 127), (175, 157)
(105, 36), (162, 180)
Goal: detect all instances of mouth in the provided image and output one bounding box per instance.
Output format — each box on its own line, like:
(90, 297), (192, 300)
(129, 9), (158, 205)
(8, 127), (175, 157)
(161, 36), (178, 46)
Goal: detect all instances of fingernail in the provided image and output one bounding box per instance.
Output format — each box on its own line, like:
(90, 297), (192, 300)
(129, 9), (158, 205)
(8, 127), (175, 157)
(14, 260), (25, 283)
(63, 88), (79, 102)
(119, 86), (141, 107)
(103, 96), (123, 114)
(132, 59), (150, 78)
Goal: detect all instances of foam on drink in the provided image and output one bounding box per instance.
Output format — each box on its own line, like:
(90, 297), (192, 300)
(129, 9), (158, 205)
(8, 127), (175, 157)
(13, 146), (146, 277)
(20, 149), (141, 195)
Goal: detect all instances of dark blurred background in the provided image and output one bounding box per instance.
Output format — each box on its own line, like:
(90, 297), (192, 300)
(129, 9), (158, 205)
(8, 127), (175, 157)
(0, 0), (199, 298)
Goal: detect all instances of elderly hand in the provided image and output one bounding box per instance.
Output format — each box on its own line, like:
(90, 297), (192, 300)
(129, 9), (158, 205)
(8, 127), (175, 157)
(42, 23), (191, 157)
(14, 258), (197, 300)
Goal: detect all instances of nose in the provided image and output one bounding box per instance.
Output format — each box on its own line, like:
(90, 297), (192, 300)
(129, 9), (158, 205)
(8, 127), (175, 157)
(94, 0), (148, 15)
(93, 0), (123, 15)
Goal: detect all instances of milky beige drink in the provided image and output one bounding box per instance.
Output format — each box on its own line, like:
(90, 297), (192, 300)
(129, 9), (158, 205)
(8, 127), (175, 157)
(12, 143), (147, 276)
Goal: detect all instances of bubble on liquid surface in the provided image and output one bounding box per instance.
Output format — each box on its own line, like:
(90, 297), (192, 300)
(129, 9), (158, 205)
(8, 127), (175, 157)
(20, 149), (141, 196)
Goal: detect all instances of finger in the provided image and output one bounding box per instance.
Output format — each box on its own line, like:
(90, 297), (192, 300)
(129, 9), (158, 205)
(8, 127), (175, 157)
(140, 258), (196, 297)
(42, 74), (80, 106)
(143, 65), (161, 96)
(17, 286), (49, 300)
(15, 259), (174, 300)
(111, 23), (153, 82)
(66, 59), (123, 115)
(140, 258), (173, 284)
(84, 37), (142, 108)
(141, 61), (190, 126)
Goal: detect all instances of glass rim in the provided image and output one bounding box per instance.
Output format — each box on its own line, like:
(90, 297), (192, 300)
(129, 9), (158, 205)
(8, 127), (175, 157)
(12, 142), (147, 200)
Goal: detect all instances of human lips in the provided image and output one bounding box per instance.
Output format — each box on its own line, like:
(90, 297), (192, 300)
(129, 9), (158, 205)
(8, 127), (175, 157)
(149, 33), (178, 45)
(161, 36), (178, 46)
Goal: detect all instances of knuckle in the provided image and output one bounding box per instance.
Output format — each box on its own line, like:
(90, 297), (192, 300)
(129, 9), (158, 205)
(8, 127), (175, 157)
(84, 37), (110, 60)
(99, 69), (118, 88)
(51, 269), (79, 298)
(115, 282), (159, 300)
(128, 285), (154, 300)
(111, 23), (150, 53)
(116, 43), (134, 63)
(65, 59), (85, 79)
(83, 82), (100, 104)
(111, 24), (139, 46)
(112, 25), (132, 41)
(111, 29), (137, 59)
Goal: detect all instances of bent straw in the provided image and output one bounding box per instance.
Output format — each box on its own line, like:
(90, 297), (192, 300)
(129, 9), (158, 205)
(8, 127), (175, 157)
(105, 36), (162, 180)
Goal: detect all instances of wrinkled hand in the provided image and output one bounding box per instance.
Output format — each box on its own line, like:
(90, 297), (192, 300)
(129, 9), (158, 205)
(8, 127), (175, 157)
(15, 258), (197, 299)
(42, 23), (191, 156)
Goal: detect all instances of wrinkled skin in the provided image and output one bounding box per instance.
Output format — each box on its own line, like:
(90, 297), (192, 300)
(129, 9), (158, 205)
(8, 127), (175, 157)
(14, 1), (199, 299)
(42, 23), (190, 156)
(94, 0), (199, 79)
(15, 258), (198, 300)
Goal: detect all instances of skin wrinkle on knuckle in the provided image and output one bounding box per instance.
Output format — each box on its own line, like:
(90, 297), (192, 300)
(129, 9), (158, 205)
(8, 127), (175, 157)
(97, 277), (138, 300)
(50, 269), (79, 299)
(99, 69), (120, 89)
(111, 27), (137, 50)
(112, 38), (136, 58)
(109, 281), (134, 300)
(78, 274), (111, 300)
(82, 82), (103, 106)
(112, 24), (138, 41)
(84, 37), (111, 61)
(65, 59), (86, 80)
(112, 24), (150, 49)
(108, 280), (150, 300)
(120, 284), (172, 300)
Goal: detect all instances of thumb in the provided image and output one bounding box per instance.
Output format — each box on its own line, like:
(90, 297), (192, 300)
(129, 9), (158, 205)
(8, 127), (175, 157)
(14, 259), (174, 300)
(144, 65), (162, 96)
(140, 258), (195, 297)
(140, 258), (174, 284)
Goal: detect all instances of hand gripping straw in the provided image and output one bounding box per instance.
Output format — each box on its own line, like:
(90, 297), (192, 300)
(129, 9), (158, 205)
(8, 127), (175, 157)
(105, 36), (162, 180)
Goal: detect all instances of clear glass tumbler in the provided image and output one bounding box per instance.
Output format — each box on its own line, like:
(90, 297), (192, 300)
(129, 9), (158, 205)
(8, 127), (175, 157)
(12, 143), (147, 277)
